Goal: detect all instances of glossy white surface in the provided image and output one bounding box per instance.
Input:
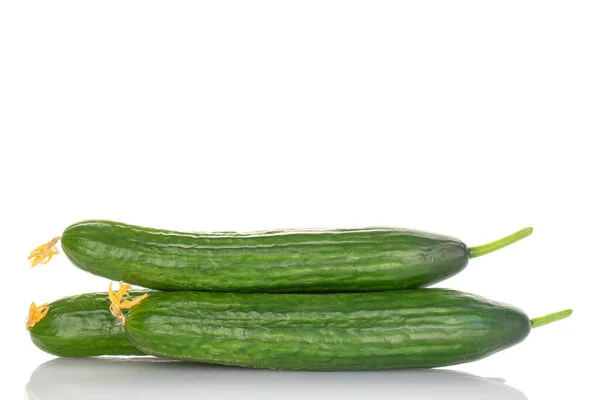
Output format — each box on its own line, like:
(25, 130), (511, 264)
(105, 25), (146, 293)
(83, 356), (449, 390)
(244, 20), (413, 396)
(27, 358), (526, 400)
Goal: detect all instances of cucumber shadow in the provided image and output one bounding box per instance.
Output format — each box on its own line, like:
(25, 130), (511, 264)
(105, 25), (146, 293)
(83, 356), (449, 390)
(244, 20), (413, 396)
(26, 357), (527, 400)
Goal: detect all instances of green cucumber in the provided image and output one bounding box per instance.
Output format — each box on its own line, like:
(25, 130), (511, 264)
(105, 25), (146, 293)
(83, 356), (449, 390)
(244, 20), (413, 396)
(116, 288), (571, 370)
(28, 291), (148, 357)
(34, 220), (532, 293)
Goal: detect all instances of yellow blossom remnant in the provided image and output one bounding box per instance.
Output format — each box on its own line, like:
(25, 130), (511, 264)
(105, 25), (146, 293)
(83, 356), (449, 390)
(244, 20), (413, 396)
(108, 281), (148, 325)
(28, 237), (61, 267)
(26, 302), (49, 330)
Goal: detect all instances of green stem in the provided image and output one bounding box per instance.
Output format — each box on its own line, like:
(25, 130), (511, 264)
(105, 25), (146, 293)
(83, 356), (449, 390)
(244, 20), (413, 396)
(530, 309), (573, 328)
(468, 227), (533, 258)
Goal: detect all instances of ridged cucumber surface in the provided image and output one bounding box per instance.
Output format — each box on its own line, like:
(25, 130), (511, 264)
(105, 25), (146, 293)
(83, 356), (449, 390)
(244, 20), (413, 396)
(57, 220), (529, 293)
(29, 292), (147, 357)
(122, 289), (534, 370)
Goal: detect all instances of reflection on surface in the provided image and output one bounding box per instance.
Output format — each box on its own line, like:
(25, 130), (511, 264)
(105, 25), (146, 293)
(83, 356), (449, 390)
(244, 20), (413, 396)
(26, 357), (527, 400)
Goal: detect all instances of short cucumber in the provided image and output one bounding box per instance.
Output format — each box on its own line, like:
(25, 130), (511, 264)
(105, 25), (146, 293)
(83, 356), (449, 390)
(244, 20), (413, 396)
(114, 287), (570, 370)
(28, 291), (148, 357)
(33, 220), (532, 293)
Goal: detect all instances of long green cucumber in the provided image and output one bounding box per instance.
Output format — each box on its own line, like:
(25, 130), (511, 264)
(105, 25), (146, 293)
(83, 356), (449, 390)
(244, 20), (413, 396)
(32, 220), (532, 293)
(28, 291), (148, 357)
(115, 288), (571, 370)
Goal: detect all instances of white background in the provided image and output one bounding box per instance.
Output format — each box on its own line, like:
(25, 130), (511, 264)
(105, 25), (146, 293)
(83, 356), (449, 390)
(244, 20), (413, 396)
(1, 1), (598, 399)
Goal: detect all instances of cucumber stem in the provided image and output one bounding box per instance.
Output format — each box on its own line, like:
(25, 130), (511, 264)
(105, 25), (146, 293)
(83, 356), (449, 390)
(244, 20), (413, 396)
(468, 227), (533, 258)
(530, 309), (573, 328)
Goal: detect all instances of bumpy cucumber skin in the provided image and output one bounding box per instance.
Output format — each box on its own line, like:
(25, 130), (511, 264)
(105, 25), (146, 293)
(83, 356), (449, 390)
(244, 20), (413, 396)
(29, 292), (146, 357)
(61, 220), (469, 293)
(124, 289), (531, 371)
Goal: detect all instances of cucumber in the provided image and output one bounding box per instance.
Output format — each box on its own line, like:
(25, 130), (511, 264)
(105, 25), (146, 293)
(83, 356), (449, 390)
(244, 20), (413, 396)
(32, 220), (532, 293)
(28, 291), (148, 357)
(114, 287), (571, 370)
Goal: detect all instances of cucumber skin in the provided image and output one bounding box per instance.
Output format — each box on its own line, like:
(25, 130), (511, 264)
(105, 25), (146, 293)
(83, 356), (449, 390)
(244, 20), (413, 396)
(124, 289), (531, 371)
(29, 292), (146, 357)
(61, 220), (469, 293)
